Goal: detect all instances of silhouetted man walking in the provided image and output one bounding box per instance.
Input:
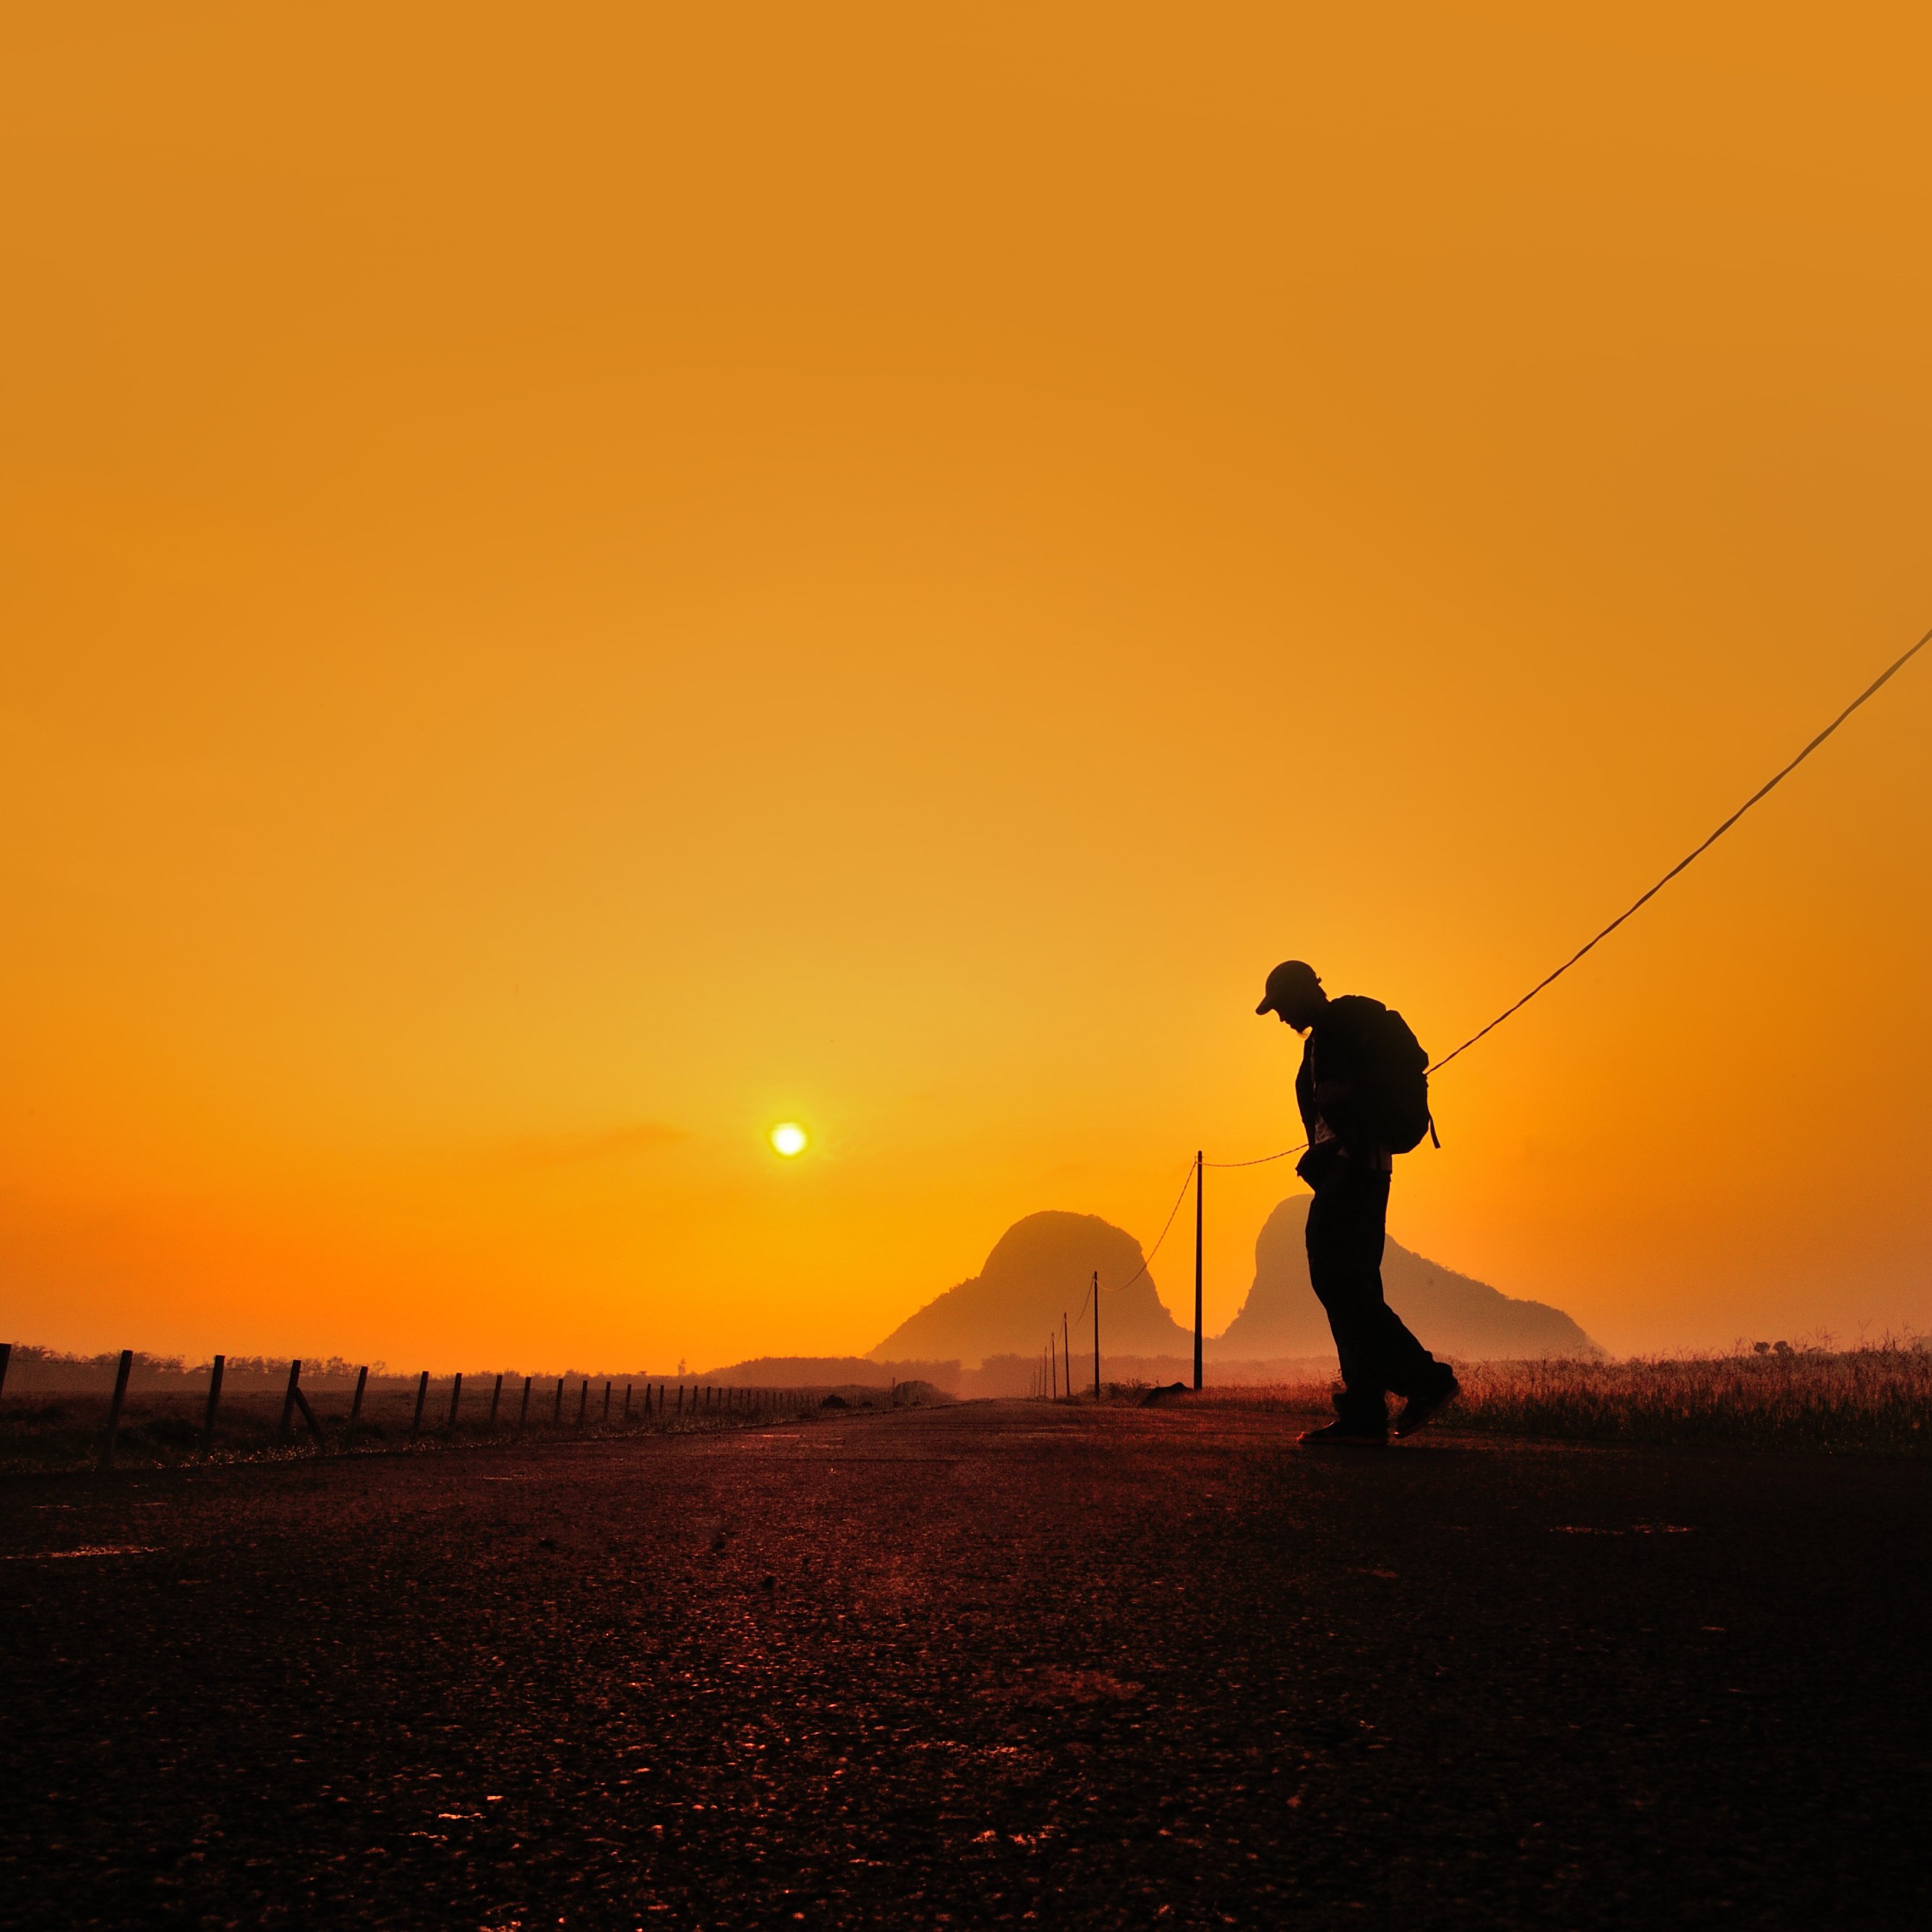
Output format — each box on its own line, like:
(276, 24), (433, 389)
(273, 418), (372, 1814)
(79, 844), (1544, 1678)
(1256, 960), (1460, 1445)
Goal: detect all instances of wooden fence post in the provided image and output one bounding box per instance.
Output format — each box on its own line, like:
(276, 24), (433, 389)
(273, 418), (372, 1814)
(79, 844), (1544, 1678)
(519, 1375), (533, 1429)
(576, 1378), (589, 1427)
(279, 1359), (303, 1439)
(290, 1382), (327, 1451)
(602, 1379), (612, 1423)
(98, 1348), (134, 1471)
(351, 1364), (368, 1420)
(201, 1354), (226, 1454)
(623, 1382), (632, 1422)
(448, 1372), (463, 1429)
(489, 1373), (503, 1427)
(553, 1377), (564, 1424)
(411, 1370), (429, 1440)
(0, 1341), (11, 1404)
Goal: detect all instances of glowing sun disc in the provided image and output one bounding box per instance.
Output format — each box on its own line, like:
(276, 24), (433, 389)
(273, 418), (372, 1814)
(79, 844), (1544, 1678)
(769, 1122), (808, 1157)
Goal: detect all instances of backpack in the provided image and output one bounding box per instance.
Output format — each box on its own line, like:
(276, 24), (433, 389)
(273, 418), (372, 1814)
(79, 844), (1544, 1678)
(1359, 1003), (1435, 1153)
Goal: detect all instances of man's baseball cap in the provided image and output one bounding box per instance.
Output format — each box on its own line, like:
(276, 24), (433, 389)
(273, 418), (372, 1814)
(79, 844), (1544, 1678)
(1255, 959), (1322, 1016)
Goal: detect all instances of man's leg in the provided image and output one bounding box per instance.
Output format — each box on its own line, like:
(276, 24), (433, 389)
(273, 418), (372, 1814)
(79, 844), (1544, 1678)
(1304, 1160), (1396, 1430)
(1356, 1178), (1453, 1401)
(1307, 1162), (1451, 1419)
(1376, 1301), (1450, 1401)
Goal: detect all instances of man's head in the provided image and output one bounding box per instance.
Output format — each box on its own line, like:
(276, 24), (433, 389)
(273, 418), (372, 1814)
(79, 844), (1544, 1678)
(1255, 959), (1326, 1030)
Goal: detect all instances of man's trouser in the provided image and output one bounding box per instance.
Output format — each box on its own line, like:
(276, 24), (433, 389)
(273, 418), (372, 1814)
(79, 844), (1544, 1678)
(1302, 1151), (1448, 1428)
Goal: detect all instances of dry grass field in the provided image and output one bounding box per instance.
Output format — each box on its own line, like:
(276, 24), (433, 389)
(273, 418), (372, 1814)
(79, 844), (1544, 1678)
(1179, 1343), (1932, 1456)
(8, 1346), (1931, 1476)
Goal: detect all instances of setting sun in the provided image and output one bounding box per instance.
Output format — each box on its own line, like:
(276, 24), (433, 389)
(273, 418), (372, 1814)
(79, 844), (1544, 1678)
(769, 1124), (808, 1158)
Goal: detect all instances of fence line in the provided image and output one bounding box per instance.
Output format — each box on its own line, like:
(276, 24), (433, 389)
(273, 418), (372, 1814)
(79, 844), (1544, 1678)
(0, 1351), (906, 1470)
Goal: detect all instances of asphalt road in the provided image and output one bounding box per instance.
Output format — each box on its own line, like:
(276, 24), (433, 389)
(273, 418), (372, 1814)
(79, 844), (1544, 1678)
(3, 1401), (1926, 1929)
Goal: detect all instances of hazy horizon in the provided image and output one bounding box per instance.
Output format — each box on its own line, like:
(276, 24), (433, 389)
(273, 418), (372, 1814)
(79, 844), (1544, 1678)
(1, 1188), (1904, 1375)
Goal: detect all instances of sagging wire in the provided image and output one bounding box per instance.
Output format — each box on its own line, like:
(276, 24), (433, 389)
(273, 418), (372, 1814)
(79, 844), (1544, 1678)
(1089, 1153), (1201, 1304)
(1196, 624), (1932, 1171)
(1427, 622), (1932, 1075)
(1204, 1143), (1307, 1170)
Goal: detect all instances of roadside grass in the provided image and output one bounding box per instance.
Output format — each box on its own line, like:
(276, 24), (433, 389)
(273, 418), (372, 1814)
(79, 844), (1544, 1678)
(1174, 1345), (1932, 1456)
(0, 1390), (688, 1474)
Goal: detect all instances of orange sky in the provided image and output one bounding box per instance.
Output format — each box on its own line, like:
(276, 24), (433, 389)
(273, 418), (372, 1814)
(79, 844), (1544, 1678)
(4, 3), (1931, 1370)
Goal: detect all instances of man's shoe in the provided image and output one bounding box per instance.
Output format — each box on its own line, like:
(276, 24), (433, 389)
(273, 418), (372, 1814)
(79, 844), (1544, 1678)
(1297, 1419), (1388, 1448)
(1394, 1375), (1461, 1438)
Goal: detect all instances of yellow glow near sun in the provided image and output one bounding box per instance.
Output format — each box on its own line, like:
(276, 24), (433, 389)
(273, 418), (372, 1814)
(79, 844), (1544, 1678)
(769, 1122), (808, 1158)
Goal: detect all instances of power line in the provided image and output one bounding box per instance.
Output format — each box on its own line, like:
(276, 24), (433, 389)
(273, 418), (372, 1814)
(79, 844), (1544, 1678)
(1200, 623), (1932, 1165)
(1094, 1153), (1199, 1301)
(1430, 622), (1932, 1072)
(1066, 628), (1928, 1323)
(1204, 1143), (1306, 1170)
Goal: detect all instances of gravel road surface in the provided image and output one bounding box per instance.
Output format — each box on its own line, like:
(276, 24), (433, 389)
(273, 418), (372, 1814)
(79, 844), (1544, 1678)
(3, 1401), (1926, 1928)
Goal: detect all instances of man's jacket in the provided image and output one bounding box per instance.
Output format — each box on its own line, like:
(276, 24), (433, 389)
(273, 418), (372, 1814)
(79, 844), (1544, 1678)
(1294, 995), (1395, 1162)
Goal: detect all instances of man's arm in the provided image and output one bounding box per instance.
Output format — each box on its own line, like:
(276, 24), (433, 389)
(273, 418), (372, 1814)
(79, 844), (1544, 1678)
(1311, 1001), (1380, 1150)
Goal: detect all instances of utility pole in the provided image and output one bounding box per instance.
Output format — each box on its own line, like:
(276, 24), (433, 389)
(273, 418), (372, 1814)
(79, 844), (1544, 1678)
(1194, 1150), (1204, 1392)
(1050, 1330), (1057, 1399)
(1063, 1313), (1071, 1399)
(1092, 1268), (1100, 1399)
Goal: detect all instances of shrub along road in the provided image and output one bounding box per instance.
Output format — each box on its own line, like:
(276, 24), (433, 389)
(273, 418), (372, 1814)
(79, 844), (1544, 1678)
(1, 1401), (1925, 1928)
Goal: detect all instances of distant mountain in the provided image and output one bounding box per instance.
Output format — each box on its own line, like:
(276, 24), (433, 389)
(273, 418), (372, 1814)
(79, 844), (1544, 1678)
(871, 1199), (1599, 1377)
(1213, 1195), (1602, 1361)
(870, 1210), (1194, 1369)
